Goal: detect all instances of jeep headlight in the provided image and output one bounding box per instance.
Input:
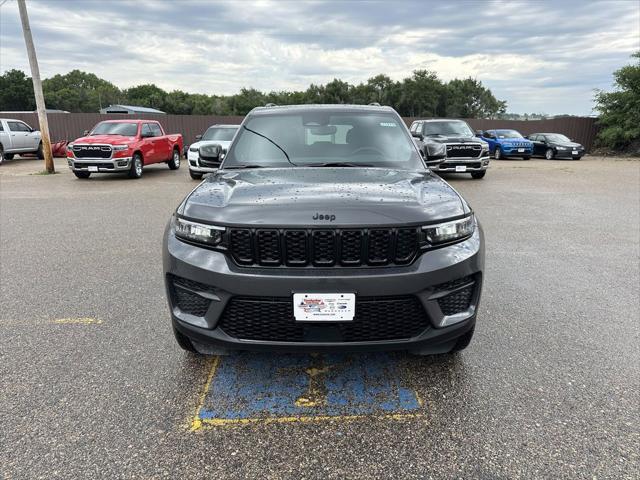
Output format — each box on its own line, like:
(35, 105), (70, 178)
(174, 217), (224, 246)
(422, 214), (475, 245)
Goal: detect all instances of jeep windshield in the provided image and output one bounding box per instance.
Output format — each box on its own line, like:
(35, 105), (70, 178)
(90, 122), (138, 136)
(223, 110), (423, 170)
(202, 127), (238, 141)
(496, 130), (523, 139)
(424, 121), (474, 137)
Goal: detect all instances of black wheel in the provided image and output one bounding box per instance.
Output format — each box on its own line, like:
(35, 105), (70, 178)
(4, 153), (14, 160)
(173, 327), (198, 353)
(74, 171), (91, 179)
(450, 327), (475, 353)
(128, 153), (143, 179)
(168, 148), (181, 170)
(0, 145), (4, 165)
(545, 148), (555, 160)
(494, 147), (502, 160)
(471, 171), (486, 179)
(36, 142), (44, 159)
(189, 170), (203, 180)
(522, 156), (531, 160)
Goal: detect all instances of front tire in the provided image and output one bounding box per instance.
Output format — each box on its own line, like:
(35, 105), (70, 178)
(0, 145), (4, 165)
(73, 171), (91, 179)
(471, 171), (486, 179)
(168, 148), (180, 170)
(36, 142), (44, 159)
(189, 170), (203, 180)
(128, 153), (143, 179)
(173, 327), (198, 353)
(494, 147), (503, 160)
(545, 148), (555, 160)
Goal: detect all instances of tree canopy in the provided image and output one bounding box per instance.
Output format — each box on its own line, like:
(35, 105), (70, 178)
(594, 52), (640, 151)
(0, 68), (507, 118)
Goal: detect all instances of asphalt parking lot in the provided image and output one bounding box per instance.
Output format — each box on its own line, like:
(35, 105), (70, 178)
(1, 155), (638, 479)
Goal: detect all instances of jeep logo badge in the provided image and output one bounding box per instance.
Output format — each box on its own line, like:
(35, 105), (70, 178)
(313, 213), (336, 221)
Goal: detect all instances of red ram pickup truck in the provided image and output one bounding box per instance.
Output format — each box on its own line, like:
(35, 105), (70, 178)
(66, 119), (183, 179)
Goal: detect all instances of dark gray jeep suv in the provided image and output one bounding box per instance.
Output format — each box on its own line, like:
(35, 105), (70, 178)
(164, 105), (484, 355)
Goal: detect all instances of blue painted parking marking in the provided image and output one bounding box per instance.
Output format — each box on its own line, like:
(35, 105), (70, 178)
(192, 352), (423, 429)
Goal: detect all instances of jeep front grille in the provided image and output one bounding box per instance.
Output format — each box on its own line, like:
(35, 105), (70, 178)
(227, 227), (419, 267)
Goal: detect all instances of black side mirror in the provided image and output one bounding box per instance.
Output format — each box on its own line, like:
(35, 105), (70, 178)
(83, 129), (89, 136)
(195, 134), (203, 141)
(199, 144), (222, 165)
(411, 131), (423, 140)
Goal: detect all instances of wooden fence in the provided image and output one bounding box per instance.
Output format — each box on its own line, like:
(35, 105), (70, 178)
(2, 112), (599, 151)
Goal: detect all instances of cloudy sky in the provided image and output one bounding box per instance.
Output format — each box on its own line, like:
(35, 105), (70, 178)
(0, 0), (638, 114)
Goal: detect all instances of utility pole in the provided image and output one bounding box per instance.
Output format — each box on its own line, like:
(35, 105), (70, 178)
(17, 0), (54, 173)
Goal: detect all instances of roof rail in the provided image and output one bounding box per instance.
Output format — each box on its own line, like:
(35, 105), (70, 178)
(368, 102), (381, 106)
(264, 103), (277, 107)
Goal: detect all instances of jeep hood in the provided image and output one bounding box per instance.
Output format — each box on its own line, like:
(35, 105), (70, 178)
(179, 168), (469, 226)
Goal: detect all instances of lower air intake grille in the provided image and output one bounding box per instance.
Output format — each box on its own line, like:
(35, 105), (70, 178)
(218, 295), (430, 342)
(435, 276), (475, 316)
(169, 275), (213, 317)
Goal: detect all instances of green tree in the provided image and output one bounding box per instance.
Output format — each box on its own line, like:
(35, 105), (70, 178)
(124, 84), (168, 111)
(444, 78), (506, 118)
(594, 52), (640, 150)
(0, 69), (36, 111)
(397, 70), (443, 117)
(43, 70), (121, 112)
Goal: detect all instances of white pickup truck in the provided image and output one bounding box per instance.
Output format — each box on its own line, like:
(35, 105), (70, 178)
(0, 118), (43, 164)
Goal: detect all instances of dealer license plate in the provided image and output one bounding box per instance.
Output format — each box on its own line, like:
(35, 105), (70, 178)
(293, 293), (355, 322)
(572, 150), (578, 155)
(518, 148), (525, 152)
(455, 165), (467, 172)
(88, 166), (98, 172)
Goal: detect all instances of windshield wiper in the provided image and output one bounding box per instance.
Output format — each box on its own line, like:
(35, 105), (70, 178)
(306, 162), (375, 168)
(222, 164), (266, 169)
(242, 126), (297, 166)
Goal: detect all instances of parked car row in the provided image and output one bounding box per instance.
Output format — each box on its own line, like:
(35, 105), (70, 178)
(0, 114), (586, 178)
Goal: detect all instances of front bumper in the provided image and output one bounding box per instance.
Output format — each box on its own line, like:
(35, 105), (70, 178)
(163, 224), (484, 353)
(434, 155), (490, 172)
(501, 146), (533, 156)
(554, 149), (584, 158)
(67, 157), (132, 172)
